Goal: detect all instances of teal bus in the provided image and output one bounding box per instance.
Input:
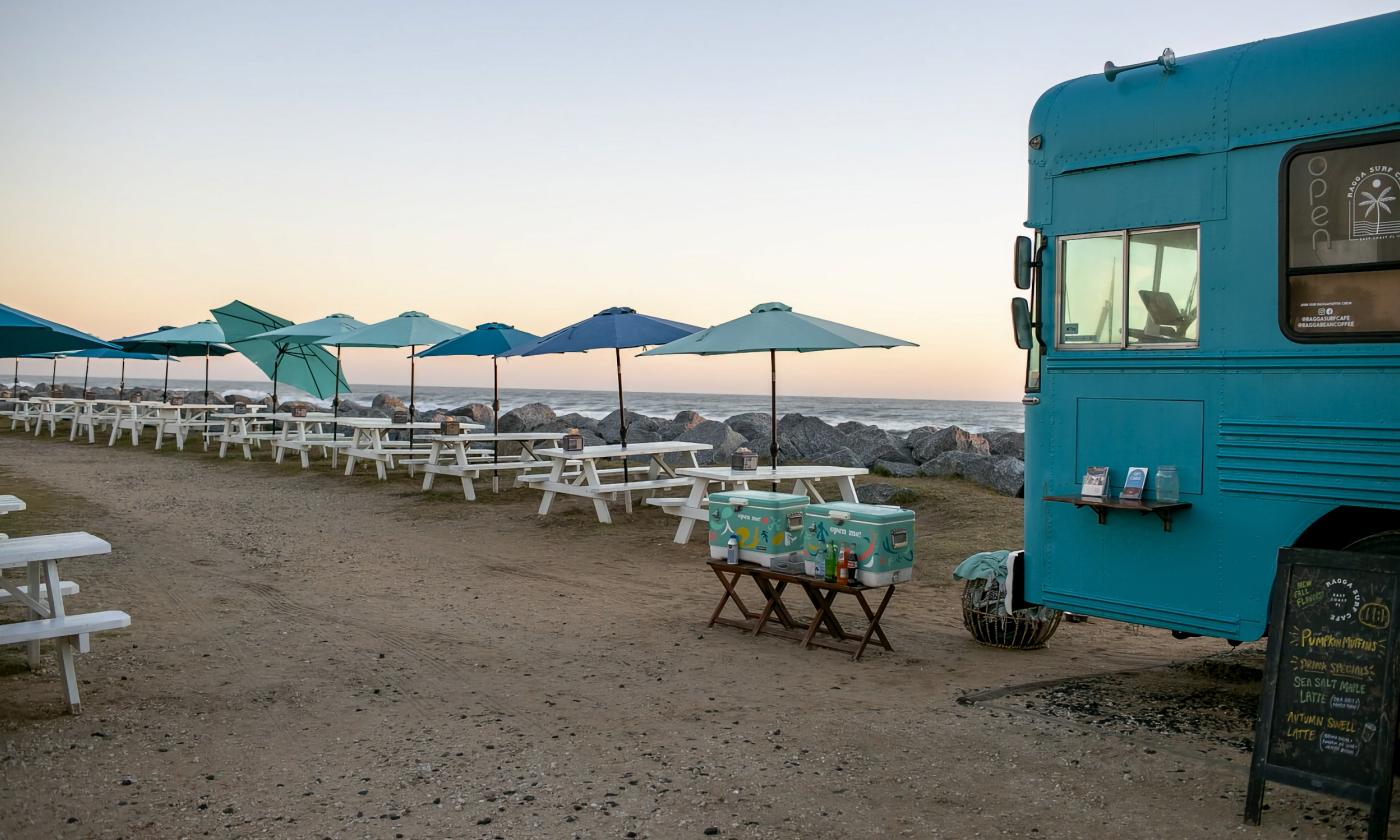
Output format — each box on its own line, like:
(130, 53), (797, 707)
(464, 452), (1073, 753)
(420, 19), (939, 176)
(1008, 12), (1400, 642)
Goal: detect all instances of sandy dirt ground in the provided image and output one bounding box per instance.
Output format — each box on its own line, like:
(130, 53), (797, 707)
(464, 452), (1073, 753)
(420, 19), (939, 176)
(0, 429), (1385, 839)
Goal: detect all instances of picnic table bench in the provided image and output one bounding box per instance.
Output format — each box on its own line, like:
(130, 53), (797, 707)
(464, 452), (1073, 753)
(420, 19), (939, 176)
(340, 418), (482, 480)
(418, 432), (564, 499)
(0, 529), (130, 712)
(707, 560), (896, 660)
(213, 411), (279, 459)
(531, 441), (712, 524)
(264, 412), (352, 468)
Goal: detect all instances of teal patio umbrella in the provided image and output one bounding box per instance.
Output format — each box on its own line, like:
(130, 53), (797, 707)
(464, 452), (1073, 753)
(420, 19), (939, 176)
(323, 311), (465, 442)
(417, 322), (541, 489)
(115, 321), (235, 401)
(28, 347), (167, 395)
(0, 303), (116, 357)
(247, 313), (366, 433)
(212, 301), (350, 408)
(641, 302), (917, 467)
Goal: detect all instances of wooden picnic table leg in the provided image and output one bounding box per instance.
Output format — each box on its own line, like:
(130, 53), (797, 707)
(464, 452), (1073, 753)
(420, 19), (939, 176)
(707, 565), (755, 625)
(800, 585), (847, 641)
(836, 475), (859, 503)
(537, 458), (565, 515)
(750, 579), (789, 636)
(751, 577), (800, 630)
(852, 587), (895, 660)
(797, 582), (834, 649)
(582, 460), (612, 524)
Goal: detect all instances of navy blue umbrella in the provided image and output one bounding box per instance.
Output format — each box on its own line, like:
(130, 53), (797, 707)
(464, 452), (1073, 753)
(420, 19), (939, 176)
(504, 307), (699, 489)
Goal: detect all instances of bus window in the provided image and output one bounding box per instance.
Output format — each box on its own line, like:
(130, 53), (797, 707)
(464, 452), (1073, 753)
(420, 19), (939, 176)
(1058, 233), (1123, 347)
(1283, 133), (1400, 340)
(1127, 227), (1200, 346)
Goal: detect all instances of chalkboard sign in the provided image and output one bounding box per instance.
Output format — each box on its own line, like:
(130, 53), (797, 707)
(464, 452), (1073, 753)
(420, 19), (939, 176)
(1246, 547), (1400, 840)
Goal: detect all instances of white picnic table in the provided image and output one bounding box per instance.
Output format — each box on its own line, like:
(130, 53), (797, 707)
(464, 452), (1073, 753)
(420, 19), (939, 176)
(0, 528), (127, 712)
(263, 412), (348, 468)
(70, 399), (127, 444)
(340, 418), (481, 480)
(146, 403), (226, 451)
(418, 432), (565, 499)
(32, 396), (81, 438)
(530, 440), (713, 524)
(213, 409), (277, 459)
(0, 494), (24, 540)
(3, 397), (38, 431)
(657, 464), (868, 544)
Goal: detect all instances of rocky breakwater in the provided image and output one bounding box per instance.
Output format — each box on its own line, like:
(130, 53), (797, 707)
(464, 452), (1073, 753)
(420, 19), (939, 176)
(418, 402), (1027, 497)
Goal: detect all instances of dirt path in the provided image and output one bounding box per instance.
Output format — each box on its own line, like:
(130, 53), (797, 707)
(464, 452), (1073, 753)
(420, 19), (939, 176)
(0, 431), (1380, 838)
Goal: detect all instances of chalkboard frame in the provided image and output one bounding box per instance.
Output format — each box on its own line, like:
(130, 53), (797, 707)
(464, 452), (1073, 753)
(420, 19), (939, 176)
(1246, 547), (1400, 840)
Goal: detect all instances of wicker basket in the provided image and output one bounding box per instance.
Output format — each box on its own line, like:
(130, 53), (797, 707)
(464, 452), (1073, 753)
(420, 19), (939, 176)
(961, 578), (1064, 650)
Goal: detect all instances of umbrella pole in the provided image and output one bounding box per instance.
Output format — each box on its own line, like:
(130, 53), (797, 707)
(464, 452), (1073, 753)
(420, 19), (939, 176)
(13, 358), (19, 393)
(204, 344), (210, 403)
(616, 347), (630, 512)
(771, 349), (780, 491)
(332, 346), (342, 444)
(119, 359), (126, 398)
(408, 346), (416, 448)
(83, 358), (90, 392)
(50, 355), (58, 395)
(492, 355), (500, 494)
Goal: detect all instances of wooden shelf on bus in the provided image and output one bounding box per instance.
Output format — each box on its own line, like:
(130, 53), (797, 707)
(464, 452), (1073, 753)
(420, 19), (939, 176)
(1042, 495), (1192, 532)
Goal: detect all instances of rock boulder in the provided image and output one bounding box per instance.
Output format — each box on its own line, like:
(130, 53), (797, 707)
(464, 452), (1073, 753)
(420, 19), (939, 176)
(909, 424), (990, 463)
(724, 412), (773, 448)
(499, 402), (557, 433)
(844, 426), (914, 466)
(778, 414), (847, 462)
(856, 483), (921, 506)
(676, 421), (746, 465)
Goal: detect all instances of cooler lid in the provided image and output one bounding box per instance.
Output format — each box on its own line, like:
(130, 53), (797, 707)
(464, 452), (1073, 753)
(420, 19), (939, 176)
(806, 501), (914, 523)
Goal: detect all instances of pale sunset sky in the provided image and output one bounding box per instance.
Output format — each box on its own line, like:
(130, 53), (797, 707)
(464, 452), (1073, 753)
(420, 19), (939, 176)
(1, 1), (1391, 401)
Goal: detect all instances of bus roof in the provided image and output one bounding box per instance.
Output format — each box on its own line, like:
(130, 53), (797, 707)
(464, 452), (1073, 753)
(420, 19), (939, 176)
(1029, 12), (1400, 177)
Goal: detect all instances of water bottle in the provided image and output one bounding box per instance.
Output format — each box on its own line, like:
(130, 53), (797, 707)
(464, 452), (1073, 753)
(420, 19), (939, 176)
(1155, 466), (1180, 503)
(726, 535), (739, 565)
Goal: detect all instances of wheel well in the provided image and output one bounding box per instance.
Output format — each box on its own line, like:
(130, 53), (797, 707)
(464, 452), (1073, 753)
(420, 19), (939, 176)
(1293, 506), (1400, 550)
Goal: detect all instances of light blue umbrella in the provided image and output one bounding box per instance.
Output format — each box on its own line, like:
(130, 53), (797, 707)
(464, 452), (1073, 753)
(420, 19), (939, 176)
(249, 313), (366, 428)
(32, 347), (167, 395)
(212, 301), (349, 407)
(0, 303), (116, 357)
(417, 322), (542, 488)
(323, 311), (465, 437)
(115, 321), (235, 400)
(641, 302), (917, 466)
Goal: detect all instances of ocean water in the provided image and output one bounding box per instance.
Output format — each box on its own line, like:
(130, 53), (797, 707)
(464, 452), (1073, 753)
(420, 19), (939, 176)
(19, 375), (1024, 433)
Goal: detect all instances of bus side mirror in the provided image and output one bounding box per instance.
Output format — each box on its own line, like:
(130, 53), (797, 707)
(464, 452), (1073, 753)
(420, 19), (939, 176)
(1014, 236), (1035, 290)
(1011, 298), (1033, 349)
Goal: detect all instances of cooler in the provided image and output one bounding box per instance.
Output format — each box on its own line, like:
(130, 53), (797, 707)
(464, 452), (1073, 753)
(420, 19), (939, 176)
(803, 502), (916, 585)
(707, 490), (808, 569)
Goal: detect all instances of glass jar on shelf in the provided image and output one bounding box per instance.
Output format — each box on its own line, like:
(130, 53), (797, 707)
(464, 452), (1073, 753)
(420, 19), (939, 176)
(1154, 465), (1180, 503)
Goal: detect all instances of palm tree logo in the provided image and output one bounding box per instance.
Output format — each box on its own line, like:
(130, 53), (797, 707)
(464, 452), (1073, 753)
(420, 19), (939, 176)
(1351, 173), (1400, 237)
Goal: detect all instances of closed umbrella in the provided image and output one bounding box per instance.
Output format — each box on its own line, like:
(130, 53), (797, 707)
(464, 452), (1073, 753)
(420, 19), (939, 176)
(323, 311), (465, 444)
(212, 301), (350, 408)
(641, 302), (917, 468)
(503, 306), (700, 497)
(247, 313), (366, 437)
(416, 322), (541, 490)
(115, 321), (235, 401)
